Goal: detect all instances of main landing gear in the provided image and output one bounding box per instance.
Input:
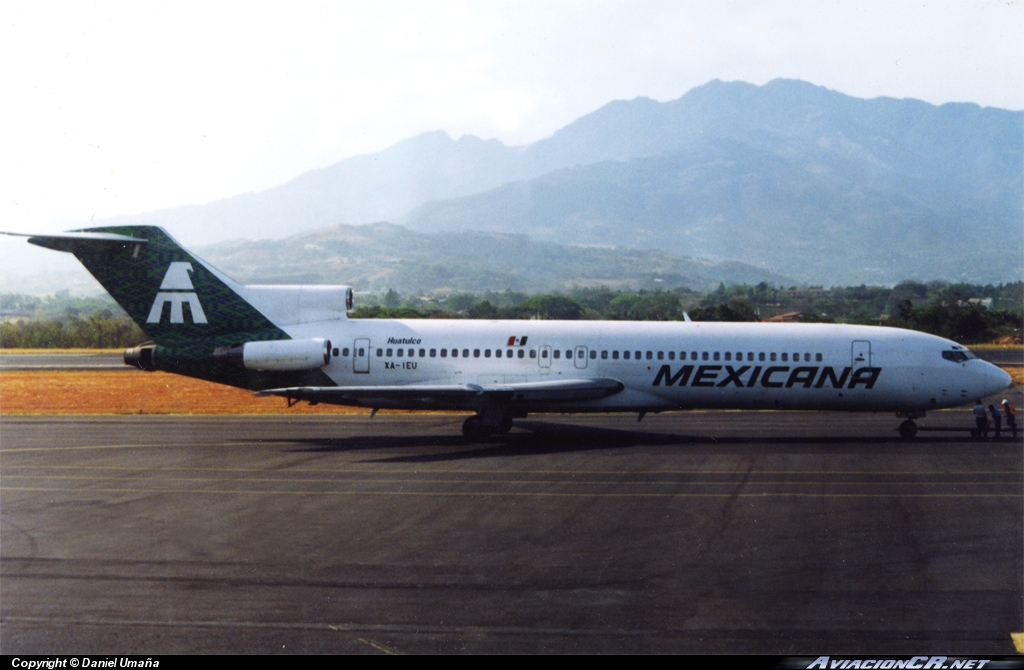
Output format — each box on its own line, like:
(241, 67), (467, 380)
(462, 412), (515, 440)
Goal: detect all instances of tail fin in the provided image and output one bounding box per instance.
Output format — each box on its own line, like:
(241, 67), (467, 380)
(23, 226), (287, 346)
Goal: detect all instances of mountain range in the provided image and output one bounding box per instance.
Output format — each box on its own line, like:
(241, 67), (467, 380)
(195, 223), (791, 294)
(24, 79), (1024, 290)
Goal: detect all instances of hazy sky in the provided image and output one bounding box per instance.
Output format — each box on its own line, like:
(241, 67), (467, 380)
(2, 0), (1022, 234)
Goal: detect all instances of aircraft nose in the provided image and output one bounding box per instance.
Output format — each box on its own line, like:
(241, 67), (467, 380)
(985, 363), (1013, 396)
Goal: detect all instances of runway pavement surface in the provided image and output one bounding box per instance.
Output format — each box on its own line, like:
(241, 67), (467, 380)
(1, 409), (1021, 654)
(0, 351), (127, 371)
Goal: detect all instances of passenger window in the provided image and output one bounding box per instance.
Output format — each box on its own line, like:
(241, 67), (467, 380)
(553, 350), (560, 359)
(452, 349), (458, 358)
(529, 350), (536, 359)
(612, 351), (619, 360)
(377, 348), (383, 357)
(541, 349), (548, 358)
(624, 351), (631, 360)
(770, 353), (777, 362)
(702, 352), (709, 361)
(725, 352), (731, 361)
(590, 350), (597, 359)
(635, 351), (641, 360)
(713, 352), (720, 361)
(566, 350), (573, 359)
(397, 349), (403, 357)
(645, 351), (652, 360)
(657, 351), (663, 360)
(387, 348), (394, 357)
(781, 353), (788, 362)
(509, 349), (515, 358)
(815, 353), (822, 362)
(518, 350), (525, 359)
(357, 348), (364, 357)
(473, 349), (480, 358)
(668, 352), (675, 361)
(601, 351), (608, 359)
(484, 349), (491, 358)
(441, 349), (447, 357)
(759, 352), (765, 361)
(462, 349), (470, 358)
(419, 349), (425, 357)
(430, 349), (436, 357)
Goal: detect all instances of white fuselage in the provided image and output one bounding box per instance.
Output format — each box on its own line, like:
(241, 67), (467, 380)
(280, 318), (1010, 413)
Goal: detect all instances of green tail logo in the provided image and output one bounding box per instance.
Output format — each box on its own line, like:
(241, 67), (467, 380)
(147, 262), (208, 324)
(27, 225), (286, 347)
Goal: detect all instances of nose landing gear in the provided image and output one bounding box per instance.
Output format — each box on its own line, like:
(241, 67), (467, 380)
(896, 410), (926, 439)
(898, 420), (918, 439)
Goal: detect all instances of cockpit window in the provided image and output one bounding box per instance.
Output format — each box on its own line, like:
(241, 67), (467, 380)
(942, 349), (977, 362)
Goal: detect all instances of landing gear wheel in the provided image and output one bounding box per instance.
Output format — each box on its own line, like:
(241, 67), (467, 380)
(898, 420), (918, 439)
(462, 416), (489, 440)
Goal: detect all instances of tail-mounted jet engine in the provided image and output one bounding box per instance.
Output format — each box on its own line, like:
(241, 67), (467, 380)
(213, 338), (332, 371)
(124, 343), (157, 371)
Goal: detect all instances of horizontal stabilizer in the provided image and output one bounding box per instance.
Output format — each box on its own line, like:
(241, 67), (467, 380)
(2, 230), (149, 252)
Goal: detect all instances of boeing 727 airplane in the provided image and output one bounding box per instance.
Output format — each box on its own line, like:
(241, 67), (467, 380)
(7, 226), (1012, 439)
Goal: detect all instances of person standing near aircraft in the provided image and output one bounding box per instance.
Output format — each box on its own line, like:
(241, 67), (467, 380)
(1002, 400), (1017, 439)
(974, 400), (989, 439)
(988, 404), (1002, 439)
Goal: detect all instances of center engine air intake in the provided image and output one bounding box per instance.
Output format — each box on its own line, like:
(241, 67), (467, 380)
(124, 343), (157, 371)
(214, 338), (331, 372)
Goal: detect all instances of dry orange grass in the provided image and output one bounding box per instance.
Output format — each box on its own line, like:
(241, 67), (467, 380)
(0, 370), (418, 415)
(1006, 366), (1024, 387)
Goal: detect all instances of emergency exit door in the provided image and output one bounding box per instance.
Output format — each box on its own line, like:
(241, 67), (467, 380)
(574, 346), (588, 369)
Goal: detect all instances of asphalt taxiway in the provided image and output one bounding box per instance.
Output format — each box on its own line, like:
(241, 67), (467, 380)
(1, 408), (1021, 654)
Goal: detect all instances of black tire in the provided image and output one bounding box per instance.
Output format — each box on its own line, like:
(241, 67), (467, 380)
(497, 415), (513, 434)
(898, 420), (918, 439)
(462, 416), (488, 440)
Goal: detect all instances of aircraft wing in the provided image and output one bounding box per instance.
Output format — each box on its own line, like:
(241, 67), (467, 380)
(255, 377), (625, 408)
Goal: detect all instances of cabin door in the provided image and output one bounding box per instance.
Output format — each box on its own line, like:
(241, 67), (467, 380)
(851, 340), (871, 368)
(353, 338), (370, 373)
